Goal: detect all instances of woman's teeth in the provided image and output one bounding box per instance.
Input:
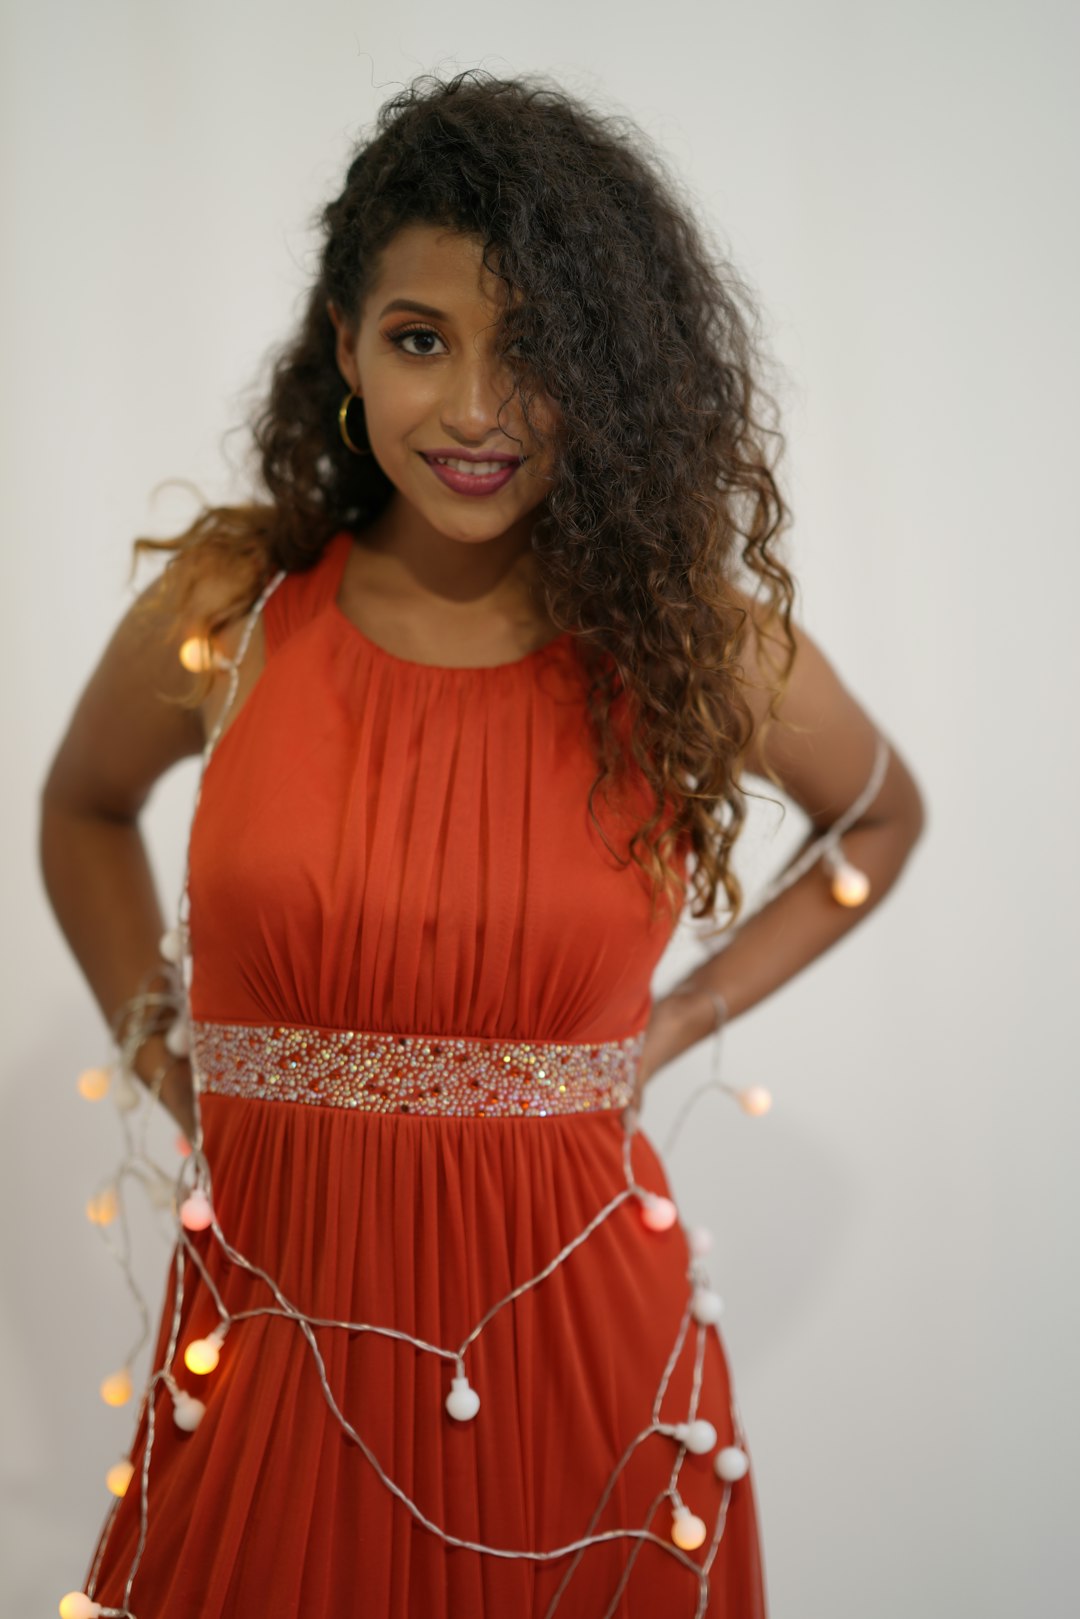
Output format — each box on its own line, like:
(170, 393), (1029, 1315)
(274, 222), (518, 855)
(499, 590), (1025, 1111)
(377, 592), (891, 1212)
(432, 457), (513, 476)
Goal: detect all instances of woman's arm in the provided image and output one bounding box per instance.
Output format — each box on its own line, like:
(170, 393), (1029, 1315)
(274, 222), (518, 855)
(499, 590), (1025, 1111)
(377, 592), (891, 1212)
(638, 601), (928, 1092)
(38, 564), (217, 1141)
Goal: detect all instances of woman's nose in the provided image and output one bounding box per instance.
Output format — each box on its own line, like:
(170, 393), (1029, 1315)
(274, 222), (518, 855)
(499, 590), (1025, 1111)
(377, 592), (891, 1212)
(438, 352), (517, 437)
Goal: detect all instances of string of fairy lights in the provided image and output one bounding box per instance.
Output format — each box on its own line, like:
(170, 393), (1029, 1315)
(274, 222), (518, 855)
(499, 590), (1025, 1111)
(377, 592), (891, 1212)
(59, 564), (891, 1619)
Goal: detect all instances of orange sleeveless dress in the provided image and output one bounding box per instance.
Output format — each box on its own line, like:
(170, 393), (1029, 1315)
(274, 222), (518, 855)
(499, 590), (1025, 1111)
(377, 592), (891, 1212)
(81, 529), (768, 1617)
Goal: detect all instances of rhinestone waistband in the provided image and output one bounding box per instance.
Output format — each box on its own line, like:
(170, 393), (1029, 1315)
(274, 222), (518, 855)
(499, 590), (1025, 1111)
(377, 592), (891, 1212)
(189, 1020), (644, 1118)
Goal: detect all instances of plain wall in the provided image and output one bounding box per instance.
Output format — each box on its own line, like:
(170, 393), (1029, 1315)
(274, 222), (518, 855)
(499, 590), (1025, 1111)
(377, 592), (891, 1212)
(2, 2), (1076, 1614)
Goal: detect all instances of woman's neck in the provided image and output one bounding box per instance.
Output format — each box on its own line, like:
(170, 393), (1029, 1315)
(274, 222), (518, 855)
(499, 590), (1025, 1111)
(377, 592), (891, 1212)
(355, 498), (549, 622)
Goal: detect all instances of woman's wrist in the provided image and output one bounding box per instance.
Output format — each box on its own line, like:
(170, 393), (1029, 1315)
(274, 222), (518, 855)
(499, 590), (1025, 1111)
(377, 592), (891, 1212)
(663, 982), (729, 1058)
(130, 1031), (196, 1139)
(636, 981), (732, 1100)
(158, 1056), (196, 1141)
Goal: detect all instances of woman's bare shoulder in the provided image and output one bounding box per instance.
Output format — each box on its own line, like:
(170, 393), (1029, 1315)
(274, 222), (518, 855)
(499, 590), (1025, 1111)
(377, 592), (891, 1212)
(41, 547), (264, 817)
(728, 582), (925, 833)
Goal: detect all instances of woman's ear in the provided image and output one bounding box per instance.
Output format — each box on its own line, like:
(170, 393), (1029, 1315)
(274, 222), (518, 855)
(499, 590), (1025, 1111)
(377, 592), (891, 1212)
(326, 301), (360, 393)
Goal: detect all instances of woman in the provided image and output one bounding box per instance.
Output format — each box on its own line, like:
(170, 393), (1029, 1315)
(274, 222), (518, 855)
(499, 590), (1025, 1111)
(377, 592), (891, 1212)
(42, 69), (926, 1619)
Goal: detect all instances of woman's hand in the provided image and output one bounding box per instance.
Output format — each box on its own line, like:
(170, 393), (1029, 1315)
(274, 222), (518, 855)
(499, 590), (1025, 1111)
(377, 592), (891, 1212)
(122, 1020), (198, 1144)
(161, 1058), (197, 1143)
(630, 989), (717, 1114)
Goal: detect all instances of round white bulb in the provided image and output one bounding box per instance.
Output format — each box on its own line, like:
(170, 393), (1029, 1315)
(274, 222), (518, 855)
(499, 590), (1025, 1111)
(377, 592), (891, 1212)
(445, 1374), (480, 1421)
(172, 1391), (206, 1431)
(691, 1287), (724, 1325)
(159, 926), (184, 964)
(714, 1444), (749, 1481)
(165, 1016), (191, 1057)
(688, 1225), (713, 1257)
(113, 1071), (142, 1114)
(147, 1174), (176, 1210)
(676, 1419), (718, 1455)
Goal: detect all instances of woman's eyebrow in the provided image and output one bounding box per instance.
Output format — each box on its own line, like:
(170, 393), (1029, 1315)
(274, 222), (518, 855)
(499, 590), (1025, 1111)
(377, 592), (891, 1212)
(378, 298), (450, 320)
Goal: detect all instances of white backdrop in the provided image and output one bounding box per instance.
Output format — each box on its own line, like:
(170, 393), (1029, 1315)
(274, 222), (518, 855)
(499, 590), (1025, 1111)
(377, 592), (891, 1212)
(3, 2), (1077, 1615)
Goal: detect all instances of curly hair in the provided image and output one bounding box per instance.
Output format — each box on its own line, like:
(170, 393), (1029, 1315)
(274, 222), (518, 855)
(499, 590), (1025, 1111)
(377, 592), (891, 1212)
(133, 67), (799, 935)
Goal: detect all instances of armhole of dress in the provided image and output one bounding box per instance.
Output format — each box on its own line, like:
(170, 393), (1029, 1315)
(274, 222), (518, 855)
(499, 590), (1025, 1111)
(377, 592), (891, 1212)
(262, 531), (352, 657)
(261, 565), (291, 659)
(200, 566), (287, 769)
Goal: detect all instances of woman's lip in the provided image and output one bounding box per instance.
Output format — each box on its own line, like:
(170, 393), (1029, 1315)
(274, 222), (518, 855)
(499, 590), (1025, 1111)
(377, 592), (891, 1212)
(421, 449), (525, 463)
(420, 453), (522, 497)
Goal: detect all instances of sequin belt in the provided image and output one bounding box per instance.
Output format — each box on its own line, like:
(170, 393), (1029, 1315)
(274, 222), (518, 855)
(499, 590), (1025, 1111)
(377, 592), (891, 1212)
(189, 1020), (644, 1118)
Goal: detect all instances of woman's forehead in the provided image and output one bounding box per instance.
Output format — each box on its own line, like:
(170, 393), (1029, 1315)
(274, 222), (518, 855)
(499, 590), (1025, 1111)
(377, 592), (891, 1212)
(363, 224), (519, 320)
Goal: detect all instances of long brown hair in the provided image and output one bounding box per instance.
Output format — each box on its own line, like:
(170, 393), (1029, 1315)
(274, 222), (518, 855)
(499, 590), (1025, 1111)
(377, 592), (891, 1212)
(132, 68), (799, 934)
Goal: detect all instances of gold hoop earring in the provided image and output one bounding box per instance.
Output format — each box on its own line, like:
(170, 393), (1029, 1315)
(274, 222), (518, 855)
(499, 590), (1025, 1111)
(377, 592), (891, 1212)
(338, 390), (372, 456)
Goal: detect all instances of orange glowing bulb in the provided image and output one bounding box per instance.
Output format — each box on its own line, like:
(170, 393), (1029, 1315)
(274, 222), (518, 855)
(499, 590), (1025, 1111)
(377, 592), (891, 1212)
(77, 1066), (111, 1101)
(58, 1593), (103, 1618)
(641, 1194), (678, 1231)
(180, 1188), (213, 1231)
(184, 1336), (221, 1375)
(830, 860), (871, 906)
(671, 1504), (708, 1550)
(86, 1188), (119, 1226)
(738, 1086), (773, 1116)
(100, 1367), (133, 1407)
(179, 635), (214, 673)
(106, 1459), (134, 1497)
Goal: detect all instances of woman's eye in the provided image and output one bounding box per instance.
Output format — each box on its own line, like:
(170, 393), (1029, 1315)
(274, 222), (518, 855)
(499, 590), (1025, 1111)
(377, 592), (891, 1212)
(386, 325), (446, 357)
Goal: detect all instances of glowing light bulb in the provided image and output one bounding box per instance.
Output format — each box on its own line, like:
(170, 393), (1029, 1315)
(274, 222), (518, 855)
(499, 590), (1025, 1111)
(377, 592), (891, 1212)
(671, 1503), (707, 1550)
(100, 1367), (133, 1407)
(184, 1325), (225, 1375)
(688, 1225), (713, 1257)
(640, 1192), (678, 1231)
(58, 1592), (103, 1618)
(690, 1286), (724, 1326)
(445, 1374), (480, 1421)
(77, 1066), (111, 1101)
(172, 1390), (206, 1431)
(675, 1419), (718, 1455)
(184, 1339), (218, 1375)
(737, 1085), (773, 1116)
(179, 636), (214, 674)
(86, 1188), (119, 1226)
(714, 1444), (750, 1481)
(180, 1187), (213, 1231)
(830, 860), (870, 906)
(106, 1459), (134, 1496)
(822, 844), (871, 907)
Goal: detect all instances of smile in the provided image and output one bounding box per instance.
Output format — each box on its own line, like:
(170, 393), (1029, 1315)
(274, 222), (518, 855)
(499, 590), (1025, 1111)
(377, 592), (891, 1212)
(420, 453), (523, 497)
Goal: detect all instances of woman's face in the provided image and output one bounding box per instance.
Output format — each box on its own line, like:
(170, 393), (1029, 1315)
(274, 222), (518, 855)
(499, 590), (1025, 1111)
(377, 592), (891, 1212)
(328, 224), (559, 549)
